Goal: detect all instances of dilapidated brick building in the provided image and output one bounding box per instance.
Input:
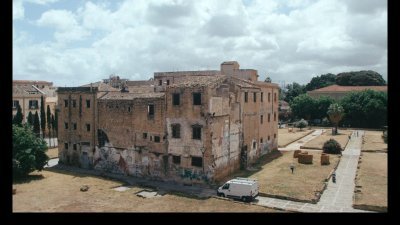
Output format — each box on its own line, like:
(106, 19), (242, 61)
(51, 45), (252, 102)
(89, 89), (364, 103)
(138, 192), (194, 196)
(57, 61), (279, 184)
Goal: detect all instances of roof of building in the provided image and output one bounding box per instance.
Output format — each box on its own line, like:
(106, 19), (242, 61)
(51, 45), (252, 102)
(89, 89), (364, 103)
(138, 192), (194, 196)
(308, 84), (387, 93)
(168, 75), (227, 88)
(80, 82), (120, 92)
(99, 92), (165, 100)
(13, 85), (43, 96)
(13, 80), (53, 85)
(229, 77), (260, 89)
(126, 80), (153, 86)
(221, 61), (239, 65)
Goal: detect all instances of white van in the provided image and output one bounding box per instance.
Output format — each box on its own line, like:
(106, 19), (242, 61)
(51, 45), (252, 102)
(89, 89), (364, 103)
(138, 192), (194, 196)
(217, 177), (259, 202)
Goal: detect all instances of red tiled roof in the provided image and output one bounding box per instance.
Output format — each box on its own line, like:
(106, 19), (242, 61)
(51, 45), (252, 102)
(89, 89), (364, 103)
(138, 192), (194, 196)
(309, 85), (387, 92)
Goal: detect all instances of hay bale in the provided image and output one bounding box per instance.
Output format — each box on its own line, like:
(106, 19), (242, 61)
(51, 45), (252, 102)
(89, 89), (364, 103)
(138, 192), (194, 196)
(298, 153), (313, 164)
(321, 154), (330, 165)
(293, 150), (302, 158)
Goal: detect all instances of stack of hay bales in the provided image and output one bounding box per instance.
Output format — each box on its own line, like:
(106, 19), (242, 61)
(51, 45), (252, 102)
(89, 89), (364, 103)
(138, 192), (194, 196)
(298, 151), (313, 164)
(293, 150), (302, 158)
(321, 153), (330, 165)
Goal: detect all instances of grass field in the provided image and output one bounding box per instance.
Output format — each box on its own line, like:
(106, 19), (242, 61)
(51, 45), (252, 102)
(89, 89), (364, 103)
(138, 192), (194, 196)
(302, 130), (352, 150)
(361, 131), (387, 152)
(278, 128), (315, 147)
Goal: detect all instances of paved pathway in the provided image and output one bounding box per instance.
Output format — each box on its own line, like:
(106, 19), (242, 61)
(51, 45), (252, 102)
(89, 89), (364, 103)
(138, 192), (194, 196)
(279, 129), (324, 151)
(255, 130), (371, 212)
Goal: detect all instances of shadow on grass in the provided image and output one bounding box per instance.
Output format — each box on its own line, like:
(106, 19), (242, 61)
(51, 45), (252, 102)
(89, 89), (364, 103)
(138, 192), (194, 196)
(217, 150), (283, 185)
(13, 174), (45, 184)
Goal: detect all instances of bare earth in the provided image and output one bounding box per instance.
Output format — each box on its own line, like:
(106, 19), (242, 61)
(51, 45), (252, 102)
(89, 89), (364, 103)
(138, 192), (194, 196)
(278, 128), (314, 147)
(247, 151), (340, 202)
(361, 131), (387, 152)
(12, 170), (278, 212)
(46, 147), (59, 159)
(302, 130), (352, 150)
(354, 152), (387, 212)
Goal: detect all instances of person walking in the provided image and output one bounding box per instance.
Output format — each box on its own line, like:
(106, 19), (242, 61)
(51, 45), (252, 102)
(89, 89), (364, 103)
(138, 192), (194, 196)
(290, 163), (295, 174)
(332, 171), (336, 183)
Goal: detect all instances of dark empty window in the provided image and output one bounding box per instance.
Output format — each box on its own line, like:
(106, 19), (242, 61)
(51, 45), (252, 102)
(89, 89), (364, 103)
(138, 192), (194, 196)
(268, 93), (271, 102)
(150, 136), (153, 141)
(167, 80), (170, 85)
(64, 99), (68, 107)
(274, 112), (277, 121)
(159, 80), (162, 86)
(86, 99), (90, 108)
(128, 106), (131, 112)
(143, 133), (147, 139)
(72, 100), (77, 108)
(191, 157), (203, 167)
(64, 122), (68, 129)
(253, 92), (257, 102)
(268, 113), (271, 122)
(86, 124), (90, 132)
(148, 104), (154, 118)
(73, 123), (77, 130)
(13, 100), (19, 108)
(192, 125), (202, 140)
(73, 144), (77, 150)
(274, 93), (277, 102)
(274, 133), (277, 139)
(29, 100), (38, 109)
(261, 92), (264, 102)
(171, 124), (181, 138)
(261, 115), (263, 124)
(173, 93), (180, 106)
(193, 93), (201, 105)
(268, 136), (270, 141)
(244, 92), (248, 103)
(253, 141), (256, 149)
(64, 143), (68, 149)
(154, 136), (160, 143)
(260, 138), (263, 143)
(173, 155), (181, 164)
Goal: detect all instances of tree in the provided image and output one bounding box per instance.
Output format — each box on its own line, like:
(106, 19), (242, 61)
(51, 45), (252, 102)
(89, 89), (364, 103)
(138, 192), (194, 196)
(27, 111), (34, 127)
(296, 119), (308, 131)
(314, 96), (335, 120)
(284, 82), (306, 103)
(305, 73), (336, 91)
(51, 114), (55, 142)
(40, 95), (46, 138)
(33, 111), (41, 137)
(54, 110), (58, 137)
(336, 71), (386, 86)
(264, 77), (272, 83)
(13, 104), (23, 126)
(340, 90), (387, 128)
(47, 105), (52, 147)
(327, 103), (345, 135)
(13, 124), (49, 178)
(289, 94), (316, 121)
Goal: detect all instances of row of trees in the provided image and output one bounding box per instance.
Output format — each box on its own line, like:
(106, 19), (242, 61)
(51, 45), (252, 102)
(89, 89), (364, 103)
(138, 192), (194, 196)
(12, 96), (58, 145)
(289, 90), (387, 128)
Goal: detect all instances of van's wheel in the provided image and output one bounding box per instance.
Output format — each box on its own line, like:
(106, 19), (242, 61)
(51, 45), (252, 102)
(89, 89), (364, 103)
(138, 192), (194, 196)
(241, 197), (247, 202)
(218, 193), (225, 197)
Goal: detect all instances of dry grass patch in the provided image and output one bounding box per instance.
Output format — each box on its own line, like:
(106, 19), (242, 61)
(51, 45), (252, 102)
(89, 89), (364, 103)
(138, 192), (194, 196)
(278, 128), (314, 147)
(243, 151), (340, 203)
(46, 148), (59, 159)
(12, 170), (278, 212)
(354, 152), (387, 212)
(361, 131), (387, 152)
(302, 130), (352, 150)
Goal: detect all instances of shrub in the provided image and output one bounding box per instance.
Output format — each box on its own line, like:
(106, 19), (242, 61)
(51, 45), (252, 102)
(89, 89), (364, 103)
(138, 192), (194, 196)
(295, 119), (308, 131)
(323, 139), (342, 154)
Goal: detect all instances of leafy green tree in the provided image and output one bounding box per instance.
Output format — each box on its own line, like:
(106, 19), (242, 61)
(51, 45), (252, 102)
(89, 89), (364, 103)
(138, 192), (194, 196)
(284, 82), (306, 103)
(290, 94), (316, 121)
(51, 114), (55, 141)
(327, 103), (345, 135)
(27, 111), (34, 127)
(13, 124), (49, 178)
(47, 105), (52, 147)
(33, 111), (40, 137)
(54, 110), (58, 136)
(296, 119), (308, 131)
(306, 73), (336, 91)
(13, 104), (23, 126)
(340, 90), (387, 128)
(314, 96), (335, 120)
(40, 96), (46, 138)
(336, 71), (386, 86)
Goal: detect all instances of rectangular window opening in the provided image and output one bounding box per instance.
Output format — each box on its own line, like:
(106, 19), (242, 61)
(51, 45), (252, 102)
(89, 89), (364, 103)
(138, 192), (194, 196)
(192, 125), (202, 140)
(173, 155), (181, 164)
(143, 133), (148, 139)
(244, 92), (248, 103)
(193, 93), (202, 105)
(253, 92), (257, 102)
(191, 157), (202, 167)
(86, 100), (90, 108)
(64, 143), (68, 149)
(172, 124), (181, 138)
(261, 115), (264, 124)
(261, 92), (264, 102)
(173, 93), (180, 106)
(64, 99), (68, 107)
(154, 136), (160, 143)
(148, 104), (155, 118)
(86, 124), (90, 132)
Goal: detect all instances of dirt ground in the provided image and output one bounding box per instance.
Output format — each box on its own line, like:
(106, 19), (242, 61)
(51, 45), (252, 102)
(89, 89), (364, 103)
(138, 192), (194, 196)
(278, 128), (314, 147)
(12, 170), (278, 212)
(46, 147), (59, 159)
(302, 130), (352, 150)
(354, 152), (387, 212)
(227, 150), (340, 203)
(361, 131), (387, 152)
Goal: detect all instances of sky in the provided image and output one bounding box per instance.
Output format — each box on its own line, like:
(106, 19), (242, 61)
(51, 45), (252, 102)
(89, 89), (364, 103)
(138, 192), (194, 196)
(13, 0), (387, 87)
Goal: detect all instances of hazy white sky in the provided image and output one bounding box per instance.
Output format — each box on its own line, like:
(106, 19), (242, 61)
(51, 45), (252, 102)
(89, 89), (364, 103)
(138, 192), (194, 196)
(13, 0), (387, 87)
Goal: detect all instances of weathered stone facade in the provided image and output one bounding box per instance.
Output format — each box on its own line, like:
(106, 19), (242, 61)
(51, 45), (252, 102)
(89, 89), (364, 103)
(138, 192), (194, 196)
(57, 62), (279, 184)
